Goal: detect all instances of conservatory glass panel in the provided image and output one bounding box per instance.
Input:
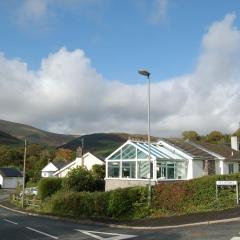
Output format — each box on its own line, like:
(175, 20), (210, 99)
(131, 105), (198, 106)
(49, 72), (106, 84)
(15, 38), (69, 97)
(137, 149), (148, 159)
(137, 161), (153, 179)
(122, 161), (136, 178)
(108, 162), (120, 177)
(109, 150), (121, 160)
(122, 144), (136, 159)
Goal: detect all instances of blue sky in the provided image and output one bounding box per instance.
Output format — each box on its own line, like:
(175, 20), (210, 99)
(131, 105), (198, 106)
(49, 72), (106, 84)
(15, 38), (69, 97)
(1, 0), (239, 83)
(0, 0), (240, 136)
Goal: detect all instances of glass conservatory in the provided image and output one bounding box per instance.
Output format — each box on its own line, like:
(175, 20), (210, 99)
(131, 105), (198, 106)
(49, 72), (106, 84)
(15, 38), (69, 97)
(105, 140), (188, 182)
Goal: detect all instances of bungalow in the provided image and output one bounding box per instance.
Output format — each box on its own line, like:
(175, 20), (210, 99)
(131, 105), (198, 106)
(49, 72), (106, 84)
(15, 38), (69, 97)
(105, 136), (240, 191)
(53, 152), (104, 178)
(41, 161), (67, 178)
(0, 167), (23, 189)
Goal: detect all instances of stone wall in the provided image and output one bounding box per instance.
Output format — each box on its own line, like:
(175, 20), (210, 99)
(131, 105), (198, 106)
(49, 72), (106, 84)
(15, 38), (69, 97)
(105, 179), (155, 191)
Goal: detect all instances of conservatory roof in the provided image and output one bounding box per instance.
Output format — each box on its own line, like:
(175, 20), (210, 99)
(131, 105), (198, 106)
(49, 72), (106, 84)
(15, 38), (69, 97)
(106, 140), (187, 160)
(132, 141), (186, 160)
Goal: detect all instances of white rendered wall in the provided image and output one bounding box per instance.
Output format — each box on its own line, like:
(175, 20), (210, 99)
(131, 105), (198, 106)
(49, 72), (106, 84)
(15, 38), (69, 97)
(192, 160), (203, 178)
(0, 175), (3, 187)
(187, 159), (193, 179)
(215, 161), (222, 175)
(41, 171), (56, 178)
(83, 154), (104, 170)
(2, 177), (23, 189)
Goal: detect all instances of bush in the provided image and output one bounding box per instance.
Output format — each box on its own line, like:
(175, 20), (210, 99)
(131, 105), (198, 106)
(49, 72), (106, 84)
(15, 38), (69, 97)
(38, 178), (62, 200)
(153, 174), (240, 216)
(45, 190), (110, 217)
(42, 186), (148, 219)
(107, 187), (148, 218)
(63, 166), (104, 192)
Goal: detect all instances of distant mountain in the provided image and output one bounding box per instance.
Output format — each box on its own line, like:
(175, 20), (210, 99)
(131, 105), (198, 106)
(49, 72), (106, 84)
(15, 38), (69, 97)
(62, 133), (159, 158)
(0, 119), (79, 146)
(0, 130), (22, 146)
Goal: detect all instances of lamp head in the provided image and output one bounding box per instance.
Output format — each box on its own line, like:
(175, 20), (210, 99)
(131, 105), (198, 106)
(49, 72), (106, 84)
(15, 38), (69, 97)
(138, 69), (150, 78)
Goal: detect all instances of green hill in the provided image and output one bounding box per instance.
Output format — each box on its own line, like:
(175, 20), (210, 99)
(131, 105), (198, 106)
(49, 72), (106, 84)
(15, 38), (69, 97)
(62, 133), (159, 158)
(0, 119), (79, 146)
(0, 130), (22, 145)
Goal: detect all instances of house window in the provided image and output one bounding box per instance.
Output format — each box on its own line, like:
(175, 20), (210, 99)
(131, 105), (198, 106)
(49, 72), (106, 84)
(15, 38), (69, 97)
(108, 162), (120, 178)
(228, 163), (234, 174)
(122, 161), (136, 178)
(156, 161), (187, 180)
(157, 162), (175, 179)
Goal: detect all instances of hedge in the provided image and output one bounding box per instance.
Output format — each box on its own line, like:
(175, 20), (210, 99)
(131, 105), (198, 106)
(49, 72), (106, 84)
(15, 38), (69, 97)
(38, 178), (63, 200)
(42, 187), (149, 219)
(153, 173), (240, 216)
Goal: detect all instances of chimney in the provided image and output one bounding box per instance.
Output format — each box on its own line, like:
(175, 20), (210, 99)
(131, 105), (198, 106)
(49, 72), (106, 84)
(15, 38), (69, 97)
(231, 136), (240, 151)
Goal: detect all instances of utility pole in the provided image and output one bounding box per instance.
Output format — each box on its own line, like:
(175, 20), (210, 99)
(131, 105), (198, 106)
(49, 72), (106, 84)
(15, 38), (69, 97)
(21, 139), (27, 208)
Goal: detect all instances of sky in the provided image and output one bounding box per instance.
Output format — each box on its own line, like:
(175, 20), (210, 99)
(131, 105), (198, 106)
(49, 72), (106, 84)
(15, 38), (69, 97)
(0, 0), (240, 137)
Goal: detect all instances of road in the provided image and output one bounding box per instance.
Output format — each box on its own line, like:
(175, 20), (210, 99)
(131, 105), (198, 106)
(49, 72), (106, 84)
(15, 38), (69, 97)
(1, 206), (240, 240)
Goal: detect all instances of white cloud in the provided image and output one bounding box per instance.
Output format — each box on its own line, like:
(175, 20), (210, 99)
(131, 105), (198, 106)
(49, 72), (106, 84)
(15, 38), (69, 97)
(1, 13), (240, 137)
(17, 0), (48, 26)
(16, 0), (102, 28)
(148, 0), (169, 24)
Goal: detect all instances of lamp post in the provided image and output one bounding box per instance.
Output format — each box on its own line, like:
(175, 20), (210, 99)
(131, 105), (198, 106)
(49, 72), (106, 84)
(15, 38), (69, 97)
(138, 69), (151, 206)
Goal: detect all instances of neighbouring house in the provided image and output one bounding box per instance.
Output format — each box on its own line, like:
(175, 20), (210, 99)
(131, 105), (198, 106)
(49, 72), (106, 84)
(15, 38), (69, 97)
(41, 161), (67, 178)
(0, 167), (23, 189)
(105, 137), (240, 191)
(54, 152), (104, 178)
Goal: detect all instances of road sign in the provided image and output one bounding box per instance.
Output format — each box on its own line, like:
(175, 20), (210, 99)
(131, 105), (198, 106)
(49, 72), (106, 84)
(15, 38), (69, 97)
(216, 181), (238, 186)
(216, 180), (239, 205)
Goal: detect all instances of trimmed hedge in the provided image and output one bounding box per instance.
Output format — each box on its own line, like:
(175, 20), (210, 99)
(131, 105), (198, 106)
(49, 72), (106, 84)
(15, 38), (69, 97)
(38, 178), (63, 200)
(42, 187), (149, 219)
(153, 173), (240, 216)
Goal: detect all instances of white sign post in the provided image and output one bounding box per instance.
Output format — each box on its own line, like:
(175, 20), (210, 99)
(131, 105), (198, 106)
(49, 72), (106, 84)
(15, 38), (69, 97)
(216, 181), (239, 204)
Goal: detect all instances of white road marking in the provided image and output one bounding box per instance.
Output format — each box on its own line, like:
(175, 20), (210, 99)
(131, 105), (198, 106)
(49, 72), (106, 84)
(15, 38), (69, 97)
(75, 229), (137, 240)
(3, 219), (18, 225)
(231, 238), (240, 240)
(26, 227), (59, 239)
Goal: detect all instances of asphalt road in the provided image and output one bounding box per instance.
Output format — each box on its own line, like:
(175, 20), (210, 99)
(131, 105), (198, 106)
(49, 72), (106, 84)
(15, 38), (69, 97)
(1, 206), (240, 240)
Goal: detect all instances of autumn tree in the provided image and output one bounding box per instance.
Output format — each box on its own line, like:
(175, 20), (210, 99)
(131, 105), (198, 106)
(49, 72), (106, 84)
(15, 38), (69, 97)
(206, 131), (224, 143)
(182, 131), (200, 141)
(55, 148), (74, 162)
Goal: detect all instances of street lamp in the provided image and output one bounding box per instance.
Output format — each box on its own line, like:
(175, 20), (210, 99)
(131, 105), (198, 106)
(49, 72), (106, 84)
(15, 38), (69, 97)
(138, 69), (151, 207)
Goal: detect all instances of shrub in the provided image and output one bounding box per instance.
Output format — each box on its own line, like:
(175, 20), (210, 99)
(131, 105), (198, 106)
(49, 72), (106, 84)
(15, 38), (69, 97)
(62, 166), (95, 192)
(38, 178), (62, 200)
(63, 166), (105, 192)
(44, 190), (110, 217)
(92, 164), (105, 179)
(42, 186), (148, 219)
(107, 187), (148, 218)
(153, 174), (240, 216)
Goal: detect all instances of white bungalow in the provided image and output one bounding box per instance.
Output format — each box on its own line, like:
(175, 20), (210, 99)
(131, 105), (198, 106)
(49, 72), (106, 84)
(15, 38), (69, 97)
(53, 152), (104, 178)
(105, 138), (240, 191)
(41, 161), (67, 178)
